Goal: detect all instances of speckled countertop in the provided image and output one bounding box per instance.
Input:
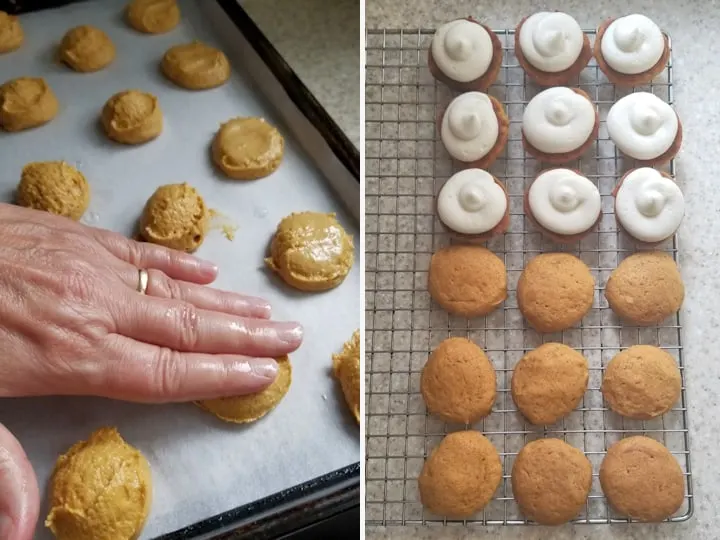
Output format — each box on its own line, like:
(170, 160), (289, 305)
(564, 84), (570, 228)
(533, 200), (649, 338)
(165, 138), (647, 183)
(366, 1), (720, 539)
(241, 0), (360, 148)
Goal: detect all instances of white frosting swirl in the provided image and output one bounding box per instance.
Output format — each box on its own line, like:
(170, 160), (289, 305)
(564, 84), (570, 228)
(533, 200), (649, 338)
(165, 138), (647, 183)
(441, 92), (499, 162)
(528, 169), (601, 235)
(431, 19), (493, 83)
(437, 169), (507, 234)
(607, 92), (678, 160)
(615, 168), (684, 242)
(518, 12), (584, 73)
(522, 87), (596, 154)
(601, 14), (664, 75)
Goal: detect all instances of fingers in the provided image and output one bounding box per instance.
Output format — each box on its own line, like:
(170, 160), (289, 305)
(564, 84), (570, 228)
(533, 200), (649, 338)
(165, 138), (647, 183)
(0, 424), (39, 540)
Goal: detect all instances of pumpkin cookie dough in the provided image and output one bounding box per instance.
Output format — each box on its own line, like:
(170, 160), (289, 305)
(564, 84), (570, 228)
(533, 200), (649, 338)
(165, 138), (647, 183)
(0, 77), (58, 132)
(139, 183), (208, 253)
(16, 161), (89, 221)
(333, 330), (360, 423)
(101, 89), (162, 144)
(212, 117), (284, 180)
(266, 211), (354, 292)
(161, 41), (230, 89)
(45, 427), (152, 540)
(127, 0), (180, 34)
(59, 25), (115, 72)
(197, 355), (292, 423)
(0, 11), (23, 53)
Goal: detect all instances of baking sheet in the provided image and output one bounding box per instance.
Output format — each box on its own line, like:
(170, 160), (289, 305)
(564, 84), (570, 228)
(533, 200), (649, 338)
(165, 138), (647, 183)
(0, 1), (360, 538)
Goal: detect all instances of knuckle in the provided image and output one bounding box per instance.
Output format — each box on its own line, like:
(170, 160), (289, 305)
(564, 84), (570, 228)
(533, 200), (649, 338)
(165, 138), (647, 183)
(154, 347), (188, 397)
(174, 303), (201, 351)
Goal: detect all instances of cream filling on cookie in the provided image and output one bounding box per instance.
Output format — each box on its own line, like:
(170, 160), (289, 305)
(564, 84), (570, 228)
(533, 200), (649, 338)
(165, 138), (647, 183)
(601, 14), (664, 75)
(431, 19), (493, 82)
(441, 92), (499, 162)
(437, 169), (506, 234)
(519, 12), (584, 73)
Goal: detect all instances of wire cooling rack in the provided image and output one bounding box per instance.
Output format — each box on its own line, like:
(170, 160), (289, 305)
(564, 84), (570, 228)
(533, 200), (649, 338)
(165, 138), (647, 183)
(364, 28), (692, 526)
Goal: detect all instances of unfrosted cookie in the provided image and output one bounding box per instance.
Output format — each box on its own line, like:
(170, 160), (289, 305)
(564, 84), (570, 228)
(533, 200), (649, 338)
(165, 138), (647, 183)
(512, 438), (592, 525)
(333, 330), (360, 423)
(265, 211), (354, 292)
(59, 25), (115, 72)
(605, 251), (683, 325)
(602, 345), (681, 420)
(197, 355), (292, 423)
(102, 90), (162, 144)
(0, 77), (58, 132)
(127, 0), (180, 34)
(428, 245), (507, 317)
(0, 11), (23, 53)
(139, 183), (208, 253)
(517, 253), (594, 332)
(212, 117), (284, 179)
(600, 436), (684, 522)
(17, 161), (89, 221)
(418, 431), (502, 518)
(161, 41), (230, 89)
(421, 337), (496, 424)
(45, 427), (152, 540)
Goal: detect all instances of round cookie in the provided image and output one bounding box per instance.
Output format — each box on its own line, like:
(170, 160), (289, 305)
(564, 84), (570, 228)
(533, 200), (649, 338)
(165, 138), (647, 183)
(127, 0), (180, 34)
(511, 343), (588, 425)
(0, 10), (23, 53)
(45, 427), (152, 540)
(161, 41), (230, 89)
(139, 183), (208, 253)
(197, 355), (292, 423)
(59, 25), (115, 72)
(511, 438), (592, 525)
(517, 253), (594, 333)
(428, 245), (507, 318)
(604, 251), (684, 325)
(212, 117), (284, 180)
(265, 211), (354, 292)
(16, 161), (89, 221)
(421, 337), (496, 424)
(600, 436), (684, 522)
(418, 431), (502, 518)
(0, 77), (59, 132)
(602, 345), (681, 420)
(102, 89), (163, 144)
(333, 330), (360, 423)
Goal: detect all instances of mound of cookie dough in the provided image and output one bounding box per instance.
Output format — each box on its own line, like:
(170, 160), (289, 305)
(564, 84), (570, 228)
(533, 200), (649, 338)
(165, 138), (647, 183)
(0, 77), (58, 132)
(333, 330), (360, 423)
(212, 117), (284, 179)
(266, 211), (354, 292)
(139, 183), (208, 253)
(59, 25), (115, 72)
(45, 427), (152, 540)
(0, 10), (23, 53)
(17, 161), (89, 221)
(161, 41), (230, 89)
(127, 0), (180, 34)
(197, 355), (292, 423)
(102, 89), (163, 144)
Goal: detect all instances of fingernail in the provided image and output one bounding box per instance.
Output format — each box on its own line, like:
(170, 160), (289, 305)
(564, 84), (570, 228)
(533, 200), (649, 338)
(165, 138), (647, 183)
(277, 322), (303, 347)
(196, 258), (218, 275)
(249, 358), (278, 380)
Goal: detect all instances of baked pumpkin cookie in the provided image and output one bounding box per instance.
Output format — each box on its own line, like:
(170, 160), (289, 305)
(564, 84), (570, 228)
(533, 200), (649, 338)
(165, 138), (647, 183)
(16, 161), (90, 221)
(0, 77), (58, 131)
(0, 10), (23, 53)
(161, 41), (230, 89)
(127, 0), (180, 34)
(212, 117), (284, 180)
(333, 330), (360, 423)
(102, 90), (162, 144)
(59, 25), (115, 72)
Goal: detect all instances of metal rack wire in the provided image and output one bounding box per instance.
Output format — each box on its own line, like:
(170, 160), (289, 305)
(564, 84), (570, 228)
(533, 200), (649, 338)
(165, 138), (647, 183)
(364, 28), (692, 526)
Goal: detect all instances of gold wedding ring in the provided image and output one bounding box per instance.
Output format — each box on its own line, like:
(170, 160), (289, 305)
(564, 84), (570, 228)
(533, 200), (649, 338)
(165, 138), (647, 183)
(137, 268), (149, 295)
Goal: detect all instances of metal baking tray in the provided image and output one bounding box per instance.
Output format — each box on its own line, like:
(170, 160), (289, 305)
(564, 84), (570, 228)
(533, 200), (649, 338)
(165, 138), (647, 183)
(364, 27), (692, 526)
(0, 1), (360, 538)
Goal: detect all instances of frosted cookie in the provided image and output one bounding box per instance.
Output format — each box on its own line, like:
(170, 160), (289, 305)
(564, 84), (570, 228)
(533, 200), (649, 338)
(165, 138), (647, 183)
(265, 211), (354, 292)
(139, 183), (208, 253)
(439, 91), (508, 169)
(602, 345), (681, 420)
(161, 41), (231, 89)
(522, 86), (598, 163)
(418, 431), (502, 518)
(437, 169), (509, 242)
(613, 168), (684, 245)
(421, 337), (496, 424)
(0, 11), (23, 53)
(607, 92), (681, 166)
(600, 436), (684, 522)
(17, 161), (90, 221)
(102, 90), (162, 144)
(428, 245), (507, 318)
(59, 25), (115, 72)
(595, 15), (669, 86)
(127, 0), (180, 34)
(197, 355), (292, 423)
(518, 253), (594, 333)
(0, 77), (59, 132)
(512, 439), (592, 525)
(45, 427), (152, 540)
(515, 12), (592, 86)
(428, 17), (503, 92)
(525, 168), (601, 243)
(605, 251), (684, 325)
(333, 330), (360, 423)
(212, 117), (284, 180)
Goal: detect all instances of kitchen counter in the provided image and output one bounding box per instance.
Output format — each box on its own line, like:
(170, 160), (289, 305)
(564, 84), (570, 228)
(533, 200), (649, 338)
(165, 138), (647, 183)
(366, 1), (720, 539)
